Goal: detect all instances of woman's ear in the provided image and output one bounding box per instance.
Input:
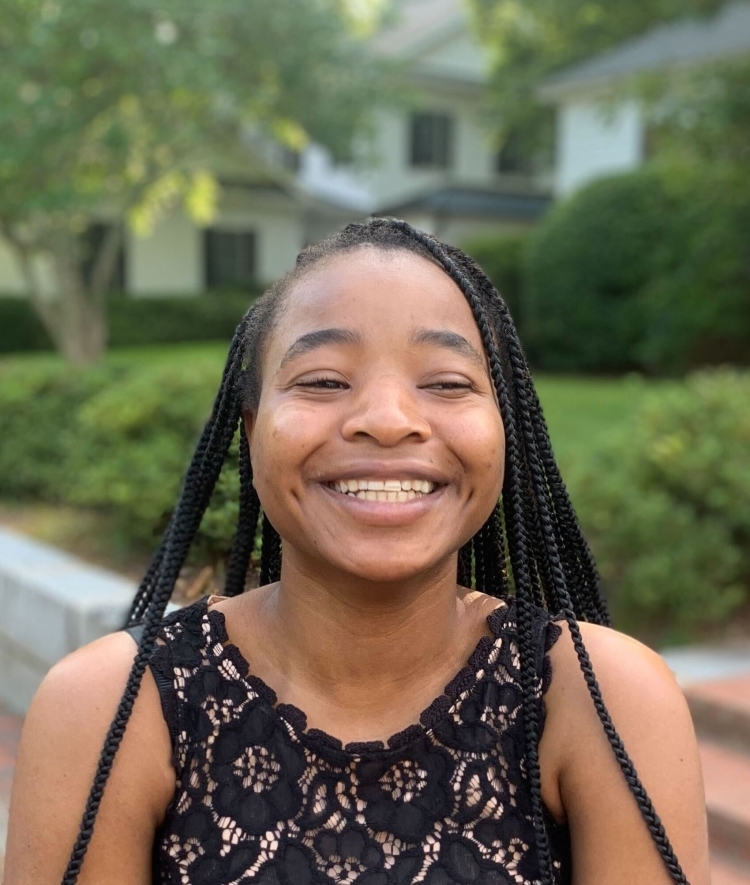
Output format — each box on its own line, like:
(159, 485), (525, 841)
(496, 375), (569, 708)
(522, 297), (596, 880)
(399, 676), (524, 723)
(242, 410), (254, 441)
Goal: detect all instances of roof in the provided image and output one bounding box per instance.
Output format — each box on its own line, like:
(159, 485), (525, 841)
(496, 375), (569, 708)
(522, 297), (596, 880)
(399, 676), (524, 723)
(540, 1), (750, 101)
(376, 184), (551, 221)
(371, 0), (467, 59)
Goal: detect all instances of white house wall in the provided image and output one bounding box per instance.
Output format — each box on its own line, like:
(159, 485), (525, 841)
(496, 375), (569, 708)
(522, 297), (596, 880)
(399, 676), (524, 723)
(0, 240), (60, 299)
(211, 187), (306, 283)
(302, 98), (497, 212)
(125, 190), (306, 296)
(412, 32), (488, 83)
(555, 98), (644, 196)
(128, 210), (202, 296)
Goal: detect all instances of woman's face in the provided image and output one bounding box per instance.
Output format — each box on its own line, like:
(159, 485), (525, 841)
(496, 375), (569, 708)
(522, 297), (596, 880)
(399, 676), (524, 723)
(246, 247), (505, 585)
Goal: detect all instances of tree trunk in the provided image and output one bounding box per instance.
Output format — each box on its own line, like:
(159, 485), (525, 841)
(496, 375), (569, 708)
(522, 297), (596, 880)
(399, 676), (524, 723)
(3, 226), (115, 366)
(56, 291), (108, 365)
(53, 243), (109, 366)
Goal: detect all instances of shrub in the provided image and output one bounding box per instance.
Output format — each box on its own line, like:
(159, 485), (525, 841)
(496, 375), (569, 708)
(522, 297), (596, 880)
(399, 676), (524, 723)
(0, 289), (260, 355)
(0, 348), (236, 554)
(461, 233), (530, 335)
(0, 298), (54, 353)
(526, 165), (750, 375)
(635, 171), (750, 374)
(108, 290), (258, 348)
(570, 368), (750, 643)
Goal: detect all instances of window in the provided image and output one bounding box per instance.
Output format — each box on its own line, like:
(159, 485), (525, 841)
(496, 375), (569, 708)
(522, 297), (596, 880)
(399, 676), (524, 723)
(80, 222), (125, 291)
(409, 112), (454, 168)
(204, 229), (257, 289)
(495, 132), (533, 176)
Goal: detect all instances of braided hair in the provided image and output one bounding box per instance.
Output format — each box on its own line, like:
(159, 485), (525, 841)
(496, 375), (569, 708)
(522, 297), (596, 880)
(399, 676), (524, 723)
(60, 218), (689, 885)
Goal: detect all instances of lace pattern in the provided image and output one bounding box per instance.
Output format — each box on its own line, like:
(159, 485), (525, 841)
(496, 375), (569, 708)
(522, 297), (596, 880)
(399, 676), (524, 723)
(148, 598), (571, 884)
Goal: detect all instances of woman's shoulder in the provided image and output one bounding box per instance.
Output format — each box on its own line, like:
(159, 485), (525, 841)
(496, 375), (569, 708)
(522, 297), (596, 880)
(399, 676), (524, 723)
(541, 619), (709, 882)
(5, 631), (175, 884)
(543, 618), (686, 754)
(29, 627), (176, 781)
(547, 619), (679, 705)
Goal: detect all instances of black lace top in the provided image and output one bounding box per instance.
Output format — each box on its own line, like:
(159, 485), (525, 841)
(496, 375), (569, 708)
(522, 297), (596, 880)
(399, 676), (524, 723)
(145, 596), (571, 885)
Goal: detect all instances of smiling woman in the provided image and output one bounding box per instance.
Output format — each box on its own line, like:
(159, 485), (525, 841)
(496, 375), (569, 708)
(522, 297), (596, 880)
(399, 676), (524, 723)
(5, 219), (709, 885)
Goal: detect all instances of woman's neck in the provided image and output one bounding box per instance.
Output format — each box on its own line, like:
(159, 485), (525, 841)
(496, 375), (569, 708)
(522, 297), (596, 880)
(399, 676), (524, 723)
(226, 551), (500, 743)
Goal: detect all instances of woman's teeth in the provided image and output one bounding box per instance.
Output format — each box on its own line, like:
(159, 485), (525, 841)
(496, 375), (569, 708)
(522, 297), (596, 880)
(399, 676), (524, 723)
(329, 478), (436, 501)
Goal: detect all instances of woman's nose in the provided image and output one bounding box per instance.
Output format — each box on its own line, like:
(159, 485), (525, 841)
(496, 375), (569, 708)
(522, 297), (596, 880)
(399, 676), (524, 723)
(340, 375), (431, 447)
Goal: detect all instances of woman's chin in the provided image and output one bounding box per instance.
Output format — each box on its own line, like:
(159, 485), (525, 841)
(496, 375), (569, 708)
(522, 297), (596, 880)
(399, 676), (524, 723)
(321, 549), (452, 587)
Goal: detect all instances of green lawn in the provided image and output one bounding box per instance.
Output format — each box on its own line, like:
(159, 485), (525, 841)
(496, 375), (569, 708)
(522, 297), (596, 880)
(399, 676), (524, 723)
(534, 373), (659, 474)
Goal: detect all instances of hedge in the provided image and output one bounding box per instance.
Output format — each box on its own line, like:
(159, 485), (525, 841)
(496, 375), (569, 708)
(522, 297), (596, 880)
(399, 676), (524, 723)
(461, 232), (530, 336)
(0, 350), (226, 552)
(526, 165), (750, 375)
(0, 289), (261, 354)
(570, 368), (750, 643)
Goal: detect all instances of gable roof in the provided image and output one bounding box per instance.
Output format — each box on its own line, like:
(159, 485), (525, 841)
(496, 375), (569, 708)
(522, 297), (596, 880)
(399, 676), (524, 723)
(377, 184), (551, 221)
(540, 1), (750, 101)
(371, 0), (467, 59)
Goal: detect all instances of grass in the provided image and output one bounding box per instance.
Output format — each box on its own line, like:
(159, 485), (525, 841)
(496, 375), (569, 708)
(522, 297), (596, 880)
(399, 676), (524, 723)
(0, 340), (230, 372)
(527, 373), (662, 475)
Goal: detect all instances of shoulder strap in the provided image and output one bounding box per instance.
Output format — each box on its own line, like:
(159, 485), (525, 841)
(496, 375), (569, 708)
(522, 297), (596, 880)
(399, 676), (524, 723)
(124, 622), (145, 646)
(122, 620), (179, 753)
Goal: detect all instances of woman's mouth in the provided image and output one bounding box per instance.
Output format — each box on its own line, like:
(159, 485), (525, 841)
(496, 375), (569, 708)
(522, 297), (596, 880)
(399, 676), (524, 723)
(327, 478), (437, 502)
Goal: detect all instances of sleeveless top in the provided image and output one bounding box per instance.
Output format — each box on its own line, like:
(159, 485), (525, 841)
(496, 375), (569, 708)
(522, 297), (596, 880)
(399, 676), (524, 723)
(143, 595), (572, 885)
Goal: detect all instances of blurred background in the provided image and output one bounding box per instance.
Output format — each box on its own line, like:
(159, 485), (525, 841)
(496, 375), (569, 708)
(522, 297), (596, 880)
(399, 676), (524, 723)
(0, 0), (748, 647)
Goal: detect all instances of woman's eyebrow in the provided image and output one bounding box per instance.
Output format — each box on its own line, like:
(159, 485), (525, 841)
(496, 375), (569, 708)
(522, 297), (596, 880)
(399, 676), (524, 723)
(279, 327), (362, 368)
(409, 328), (486, 369)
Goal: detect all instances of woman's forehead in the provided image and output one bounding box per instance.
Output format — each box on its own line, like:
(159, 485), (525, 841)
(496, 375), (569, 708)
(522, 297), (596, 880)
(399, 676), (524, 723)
(275, 248), (479, 340)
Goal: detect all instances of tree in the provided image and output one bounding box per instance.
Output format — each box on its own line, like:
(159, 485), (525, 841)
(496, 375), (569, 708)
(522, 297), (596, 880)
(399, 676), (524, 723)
(468, 0), (732, 157)
(0, 0), (383, 364)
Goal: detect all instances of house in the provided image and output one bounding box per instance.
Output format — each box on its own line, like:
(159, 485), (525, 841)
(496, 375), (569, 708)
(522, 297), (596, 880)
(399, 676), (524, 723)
(0, 0), (551, 299)
(539, 1), (750, 196)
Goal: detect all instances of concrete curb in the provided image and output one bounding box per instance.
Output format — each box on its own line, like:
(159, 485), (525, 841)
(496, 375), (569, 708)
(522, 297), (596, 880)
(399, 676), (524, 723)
(0, 527), (137, 716)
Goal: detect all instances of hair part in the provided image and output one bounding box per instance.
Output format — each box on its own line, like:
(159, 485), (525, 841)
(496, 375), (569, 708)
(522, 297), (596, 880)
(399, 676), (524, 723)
(60, 218), (689, 885)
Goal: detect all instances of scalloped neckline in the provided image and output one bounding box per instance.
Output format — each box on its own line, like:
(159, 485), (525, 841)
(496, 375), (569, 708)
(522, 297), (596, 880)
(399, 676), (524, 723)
(202, 595), (513, 757)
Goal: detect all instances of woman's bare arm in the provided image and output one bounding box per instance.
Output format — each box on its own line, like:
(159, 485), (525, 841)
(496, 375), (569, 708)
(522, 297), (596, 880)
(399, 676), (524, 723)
(541, 621), (710, 885)
(4, 632), (175, 885)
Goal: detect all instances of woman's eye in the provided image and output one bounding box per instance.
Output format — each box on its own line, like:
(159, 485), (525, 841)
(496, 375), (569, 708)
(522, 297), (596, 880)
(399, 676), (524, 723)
(426, 381), (474, 391)
(295, 377), (348, 390)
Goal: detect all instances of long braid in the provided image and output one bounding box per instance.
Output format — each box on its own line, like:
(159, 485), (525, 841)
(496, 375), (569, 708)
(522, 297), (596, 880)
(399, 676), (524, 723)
(494, 301), (604, 622)
(476, 512), (501, 595)
(485, 505), (508, 596)
(501, 305), (686, 875)
(447, 247), (684, 873)
(457, 541), (473, 588)
(224, 422), (261, 597)
(472, 530), (487, 592)
(259, 514), (281, 585)
(61, 331), (246, 884)
(125, 330), (246, 625)
(467, 265), (608, 624)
